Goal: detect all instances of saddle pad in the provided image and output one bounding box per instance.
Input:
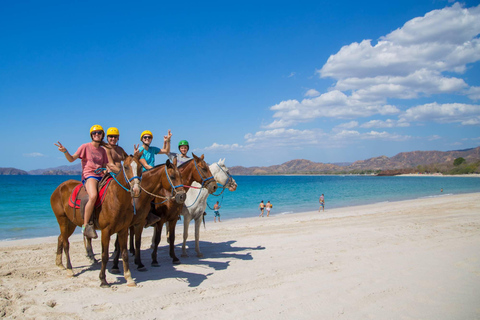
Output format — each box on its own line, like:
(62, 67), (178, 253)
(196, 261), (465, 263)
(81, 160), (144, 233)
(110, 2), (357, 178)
(68, 178), (113, 209)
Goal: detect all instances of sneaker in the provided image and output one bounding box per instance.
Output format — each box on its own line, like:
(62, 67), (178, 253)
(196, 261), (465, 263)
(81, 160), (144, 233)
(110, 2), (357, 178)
(84, 224), (98, 239)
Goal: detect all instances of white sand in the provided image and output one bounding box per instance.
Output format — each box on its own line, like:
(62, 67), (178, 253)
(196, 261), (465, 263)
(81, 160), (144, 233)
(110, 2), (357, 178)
(1, 193), (479, 319)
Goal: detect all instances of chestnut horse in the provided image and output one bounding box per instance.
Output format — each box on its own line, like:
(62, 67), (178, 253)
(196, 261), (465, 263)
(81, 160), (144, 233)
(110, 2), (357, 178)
(149, 153), (218, 266)
(50, 152), (143, 287)
(181, 158), (237, 258)
(111, 158), (186, 272)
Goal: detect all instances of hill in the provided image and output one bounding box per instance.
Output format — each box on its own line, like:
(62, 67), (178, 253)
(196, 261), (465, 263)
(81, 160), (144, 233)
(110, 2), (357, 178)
(229, 146), (480, 175)
(0, 167), (28, 175)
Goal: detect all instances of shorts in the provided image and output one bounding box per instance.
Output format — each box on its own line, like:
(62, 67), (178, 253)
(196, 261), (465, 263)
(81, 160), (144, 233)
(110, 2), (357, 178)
(214, 210), (220, 217)
(82, 176), (102, 185)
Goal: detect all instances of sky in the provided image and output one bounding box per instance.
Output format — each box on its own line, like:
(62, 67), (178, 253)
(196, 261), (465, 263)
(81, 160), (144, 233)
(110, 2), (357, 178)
(1, 0), (479, 171)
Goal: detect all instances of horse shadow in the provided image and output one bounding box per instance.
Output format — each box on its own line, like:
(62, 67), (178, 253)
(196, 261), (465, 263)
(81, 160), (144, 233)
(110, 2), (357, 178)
(101, 240), (265, 287)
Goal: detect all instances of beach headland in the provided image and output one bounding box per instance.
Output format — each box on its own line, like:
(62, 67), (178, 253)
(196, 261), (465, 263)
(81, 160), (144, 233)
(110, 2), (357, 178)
(1, 193), (479, 319)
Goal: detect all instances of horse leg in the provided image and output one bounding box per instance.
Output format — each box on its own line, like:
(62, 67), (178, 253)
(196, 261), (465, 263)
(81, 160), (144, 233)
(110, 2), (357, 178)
(99, 230), (111, 287)
(111, 235), (121, 274)
(194, 216), (204, 258)
(151, 222), (163, 267)
(168, 219), (180, 264)
(118, 228), (136, 287)
(56, 216), (76, 277)
(83, 236), (96, 263)
(129, 225), (135, 255)
(134, 224), (147, 271)
(181, 215), (191, 257)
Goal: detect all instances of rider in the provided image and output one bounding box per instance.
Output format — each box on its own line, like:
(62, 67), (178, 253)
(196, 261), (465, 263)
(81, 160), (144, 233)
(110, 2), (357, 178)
(139, 129), (172, 228)
(104, 127), (137, 173)
(168, 140), (192, 166)
(54, 125), (110, 239)
(138, 129), (172, 171)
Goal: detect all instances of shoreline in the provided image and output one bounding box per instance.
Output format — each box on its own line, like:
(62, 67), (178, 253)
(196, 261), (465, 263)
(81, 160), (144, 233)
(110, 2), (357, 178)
(1, 190), (479, 244)
(1, 193), (479, 318)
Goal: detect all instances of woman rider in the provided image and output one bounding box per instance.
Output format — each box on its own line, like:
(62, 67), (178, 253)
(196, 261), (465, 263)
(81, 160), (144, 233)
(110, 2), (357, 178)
(54, 125), (110, 239)
(168, 140), (192, 166)
(138, 129), (172, 171)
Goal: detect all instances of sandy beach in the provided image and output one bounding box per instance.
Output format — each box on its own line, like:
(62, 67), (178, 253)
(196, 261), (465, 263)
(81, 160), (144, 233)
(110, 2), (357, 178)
(1, 193), (479, 320)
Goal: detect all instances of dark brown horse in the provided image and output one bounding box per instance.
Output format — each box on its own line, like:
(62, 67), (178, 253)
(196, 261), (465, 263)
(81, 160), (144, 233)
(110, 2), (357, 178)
(51, 152), (143, 287)
(150, 153), (218, 266)
(111, 158), (186, 272)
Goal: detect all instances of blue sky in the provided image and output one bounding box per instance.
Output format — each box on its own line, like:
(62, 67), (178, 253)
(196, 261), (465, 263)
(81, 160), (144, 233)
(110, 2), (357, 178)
(1, 0), (479, 171)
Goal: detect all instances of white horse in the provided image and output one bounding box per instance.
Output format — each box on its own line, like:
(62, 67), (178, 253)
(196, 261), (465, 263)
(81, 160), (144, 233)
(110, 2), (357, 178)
(181, 158), (237, 258)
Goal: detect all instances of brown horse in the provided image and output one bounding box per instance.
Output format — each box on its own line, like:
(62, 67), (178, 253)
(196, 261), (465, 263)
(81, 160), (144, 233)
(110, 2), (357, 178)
(51, 152), (143, 287)
(111, 158), (186, 272)
(150, 153), (218, 267)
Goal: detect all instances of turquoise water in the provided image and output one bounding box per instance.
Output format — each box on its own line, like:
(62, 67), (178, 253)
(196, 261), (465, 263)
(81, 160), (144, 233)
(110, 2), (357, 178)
(1, 175), (480, 241)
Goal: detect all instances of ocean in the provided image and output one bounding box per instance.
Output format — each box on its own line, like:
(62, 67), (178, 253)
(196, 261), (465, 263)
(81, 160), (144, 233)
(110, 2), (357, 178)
(1, 175), (480, 241)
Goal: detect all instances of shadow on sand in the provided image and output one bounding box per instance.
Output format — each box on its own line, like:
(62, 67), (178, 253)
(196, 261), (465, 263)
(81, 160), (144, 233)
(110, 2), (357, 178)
(76, 240), (265, 287)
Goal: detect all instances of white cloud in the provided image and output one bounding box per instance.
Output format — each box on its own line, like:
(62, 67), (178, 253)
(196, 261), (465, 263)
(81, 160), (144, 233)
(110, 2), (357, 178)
(401, 102), (480, 125)
(244, 128), (318, 145)
(23, 152), (45, 158)
(200, 143), (244, 151)
(304, 89), (320, 97)
(428, 135), (442, 141)
(467, 86), (480, 101)
(360, 119), (410, 128)
(335, 121), (359, 130)
(267, 90), (400, 128)
(317, 3), (480, 104)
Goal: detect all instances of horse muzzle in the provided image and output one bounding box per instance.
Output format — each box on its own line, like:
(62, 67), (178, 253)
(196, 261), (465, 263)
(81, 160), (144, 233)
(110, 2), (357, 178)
(175, 191), (186, 204)
(206, 180), (218, 194)
(130, 182), (141, 198)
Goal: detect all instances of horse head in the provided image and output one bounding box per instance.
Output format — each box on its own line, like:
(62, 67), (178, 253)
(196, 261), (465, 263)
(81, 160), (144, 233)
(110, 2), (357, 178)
(192, 153), (218, 194)
(164, 158), (186, 204)
(123, 150), (144, 198)
(212, 158), (237, 192)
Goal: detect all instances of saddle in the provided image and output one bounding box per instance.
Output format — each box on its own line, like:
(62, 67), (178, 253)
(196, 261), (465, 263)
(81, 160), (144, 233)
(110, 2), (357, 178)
(68, 175), (113, 225)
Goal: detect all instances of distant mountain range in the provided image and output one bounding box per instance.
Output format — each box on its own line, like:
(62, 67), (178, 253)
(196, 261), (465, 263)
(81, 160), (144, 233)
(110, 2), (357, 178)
(1, 147), (479, 175)
(228, 146), (480, 175)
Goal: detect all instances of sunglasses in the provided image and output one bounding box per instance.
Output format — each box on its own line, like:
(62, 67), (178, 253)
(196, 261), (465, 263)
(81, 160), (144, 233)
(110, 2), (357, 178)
(143, 136), (152, 140)
(107, 135), (119, 139)
(92, 131), (103, 135)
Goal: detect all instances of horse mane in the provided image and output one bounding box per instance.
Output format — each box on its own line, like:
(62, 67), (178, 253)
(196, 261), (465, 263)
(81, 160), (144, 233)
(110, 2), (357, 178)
(178, 159), (193, 168)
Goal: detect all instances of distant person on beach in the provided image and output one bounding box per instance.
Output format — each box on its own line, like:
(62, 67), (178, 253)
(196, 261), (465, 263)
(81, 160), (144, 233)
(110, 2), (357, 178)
(138, 129), (172, 172)
(214, 201), (221, 222)
(319, 194), (325, 212)
(266, 201), (272, 217)
(168, 140), (192, 166)
(259, 200), (265, 217)
(104, 127), (138, 173)
(54, 124), (110, 239)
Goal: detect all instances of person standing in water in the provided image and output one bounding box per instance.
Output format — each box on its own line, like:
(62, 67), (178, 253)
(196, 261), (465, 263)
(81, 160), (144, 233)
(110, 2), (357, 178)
(319, 194), (325, 212)
(265, 201), (272, 217)
(214, 201), (221, 222)
(259, 200), (265, 217)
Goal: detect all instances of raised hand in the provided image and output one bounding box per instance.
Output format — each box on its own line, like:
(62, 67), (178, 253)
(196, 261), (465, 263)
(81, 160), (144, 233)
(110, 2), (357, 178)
(54, 141), (66, 153)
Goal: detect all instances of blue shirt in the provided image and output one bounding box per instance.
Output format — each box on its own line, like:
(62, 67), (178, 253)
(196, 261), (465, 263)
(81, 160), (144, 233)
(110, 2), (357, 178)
(139, 146), (161, 172)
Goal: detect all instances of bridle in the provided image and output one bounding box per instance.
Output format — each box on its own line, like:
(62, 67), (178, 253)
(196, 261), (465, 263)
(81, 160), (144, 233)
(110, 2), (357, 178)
(140, 163), (184, 204)
(193, 158), (215, 188)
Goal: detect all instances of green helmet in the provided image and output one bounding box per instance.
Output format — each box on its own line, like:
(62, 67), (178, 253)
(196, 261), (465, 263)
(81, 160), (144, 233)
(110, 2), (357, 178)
(178, 140), (189, 150)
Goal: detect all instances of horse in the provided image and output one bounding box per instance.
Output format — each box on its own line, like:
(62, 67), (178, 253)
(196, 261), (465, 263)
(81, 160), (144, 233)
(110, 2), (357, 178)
(149, 153), (218, 266)
(181, 158), (237, 258)
(110, 158), (186, 272)
(50, 152), (143, 287)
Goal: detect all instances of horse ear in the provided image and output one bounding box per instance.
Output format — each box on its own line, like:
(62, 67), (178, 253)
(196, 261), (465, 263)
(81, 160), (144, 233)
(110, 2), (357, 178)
(192, 153), (198, 159)
(171, 157), (177, 167)
(166, 159), (172, 166)
(200, 154), (204, 160)
(134, 149), (144, 160)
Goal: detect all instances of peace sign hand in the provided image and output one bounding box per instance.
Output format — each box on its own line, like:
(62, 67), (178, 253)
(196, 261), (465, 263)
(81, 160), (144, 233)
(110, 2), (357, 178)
(54, 141), (66, 153)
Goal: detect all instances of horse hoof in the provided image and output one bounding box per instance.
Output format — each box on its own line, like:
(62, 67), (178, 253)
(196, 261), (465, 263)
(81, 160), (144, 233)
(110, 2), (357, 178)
(181, 253), (188, 258)
(66, 270), (74, 277)
(173, 260), (181, 265)
(197, 253), (204, 258)
(138, 266), (147, 272)
(100, 283), (110, 288)
(127, 281), (137, 287)
(111, 268), (120, 274)
(151, 262), (160, 268)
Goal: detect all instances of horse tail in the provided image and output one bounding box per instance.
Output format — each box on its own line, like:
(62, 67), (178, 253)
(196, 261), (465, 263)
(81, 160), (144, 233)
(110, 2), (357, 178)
(202, 212), (206, 230)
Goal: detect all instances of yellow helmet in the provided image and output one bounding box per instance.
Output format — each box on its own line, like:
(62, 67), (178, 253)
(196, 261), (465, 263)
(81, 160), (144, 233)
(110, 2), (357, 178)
(107, 127), (120, 136)
(90, 124), (104, 134)
(140, 130), (153, 141)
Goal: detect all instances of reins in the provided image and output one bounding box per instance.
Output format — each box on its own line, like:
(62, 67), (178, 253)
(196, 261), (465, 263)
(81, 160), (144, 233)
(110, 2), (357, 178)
(141, 164), (184, 205)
